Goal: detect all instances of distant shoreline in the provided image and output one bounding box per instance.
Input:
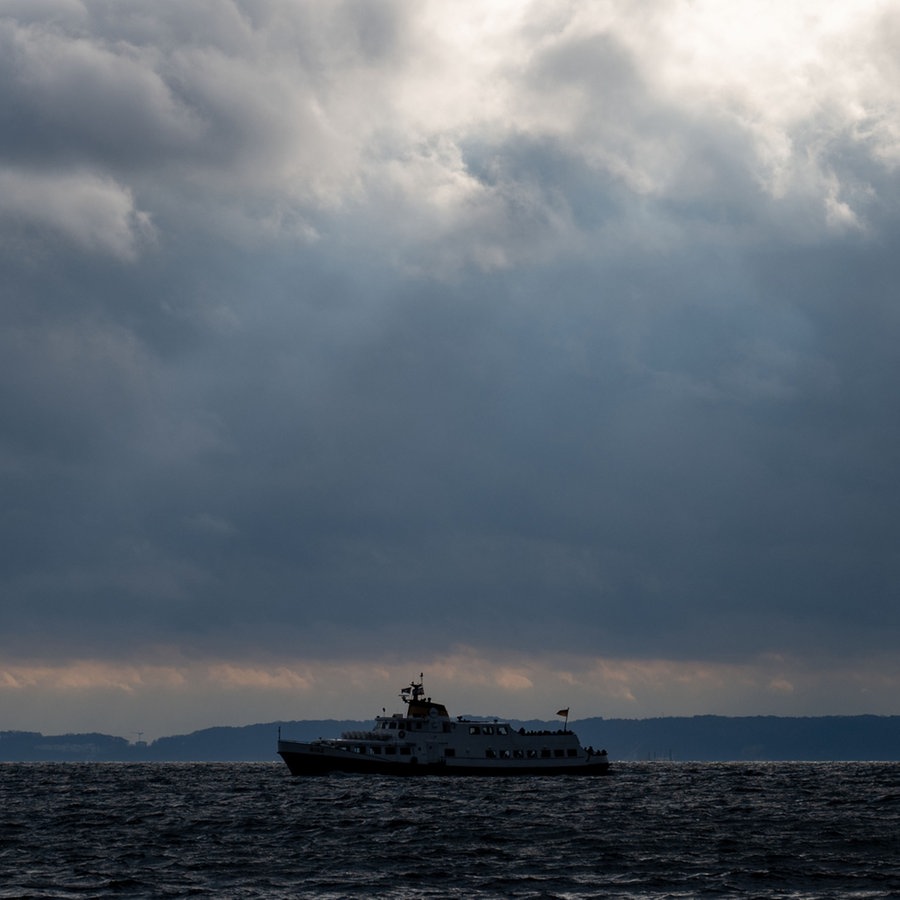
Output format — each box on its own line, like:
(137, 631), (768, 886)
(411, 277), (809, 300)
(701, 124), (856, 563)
(3, 714), (899, 762)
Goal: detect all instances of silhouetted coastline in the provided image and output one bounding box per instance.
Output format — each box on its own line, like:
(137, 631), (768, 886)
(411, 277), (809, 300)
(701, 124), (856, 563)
(2, 715), (899, 762)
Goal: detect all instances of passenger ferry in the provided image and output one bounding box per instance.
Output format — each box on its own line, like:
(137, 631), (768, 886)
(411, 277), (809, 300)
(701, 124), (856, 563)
(277, 679), (610, 776)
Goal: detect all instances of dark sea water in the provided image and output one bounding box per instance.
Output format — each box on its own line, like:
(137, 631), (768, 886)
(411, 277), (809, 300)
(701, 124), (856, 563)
(1, 762), (898, 898)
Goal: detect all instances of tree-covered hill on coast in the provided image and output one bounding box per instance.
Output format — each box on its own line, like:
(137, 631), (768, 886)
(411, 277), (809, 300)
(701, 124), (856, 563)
(2, 715), (898, 763)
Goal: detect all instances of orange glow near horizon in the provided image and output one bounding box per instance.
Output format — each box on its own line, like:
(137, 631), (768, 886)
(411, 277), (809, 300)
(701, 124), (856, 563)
(1, 648), (898, 741)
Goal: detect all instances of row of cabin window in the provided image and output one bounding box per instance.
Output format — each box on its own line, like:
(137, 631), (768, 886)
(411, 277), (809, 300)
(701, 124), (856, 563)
(444, 748), (579, 759)
(466, 724), (510, 736)
(350, 745), (412, 755)
(349, 744), (580, 760)
(383, 719), (508, 735)
(380, 719), (455, 733)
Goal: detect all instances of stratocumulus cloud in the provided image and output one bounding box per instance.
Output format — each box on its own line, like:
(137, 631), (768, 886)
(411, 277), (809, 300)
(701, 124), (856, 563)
(1, 0), (899, 736)
(0, 167), (153, 259)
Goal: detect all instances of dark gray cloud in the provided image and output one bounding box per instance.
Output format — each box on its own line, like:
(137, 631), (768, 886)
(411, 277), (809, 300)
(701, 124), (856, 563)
(1, 1), (898, 728)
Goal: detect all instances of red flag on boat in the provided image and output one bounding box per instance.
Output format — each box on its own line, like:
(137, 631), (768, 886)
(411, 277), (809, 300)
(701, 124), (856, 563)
(556, 708), (569, 717)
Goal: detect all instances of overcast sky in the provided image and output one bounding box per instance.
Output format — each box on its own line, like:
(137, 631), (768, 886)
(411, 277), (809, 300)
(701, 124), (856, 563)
(2, 0), (899, 740)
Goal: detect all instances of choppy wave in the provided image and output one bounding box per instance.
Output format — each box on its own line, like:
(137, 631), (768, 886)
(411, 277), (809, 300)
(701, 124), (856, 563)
(1, 761), (897, 898)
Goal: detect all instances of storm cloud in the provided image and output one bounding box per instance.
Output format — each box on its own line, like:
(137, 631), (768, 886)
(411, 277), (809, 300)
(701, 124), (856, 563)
(2, 0), (899, 736)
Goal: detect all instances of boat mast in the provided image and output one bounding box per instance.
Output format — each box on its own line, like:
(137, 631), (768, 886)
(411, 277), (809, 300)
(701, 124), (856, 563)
(400, 673), (425, 705)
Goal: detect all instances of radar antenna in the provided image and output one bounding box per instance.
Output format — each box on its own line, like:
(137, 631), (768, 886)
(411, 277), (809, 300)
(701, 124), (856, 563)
(400, 674), (425, 704)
